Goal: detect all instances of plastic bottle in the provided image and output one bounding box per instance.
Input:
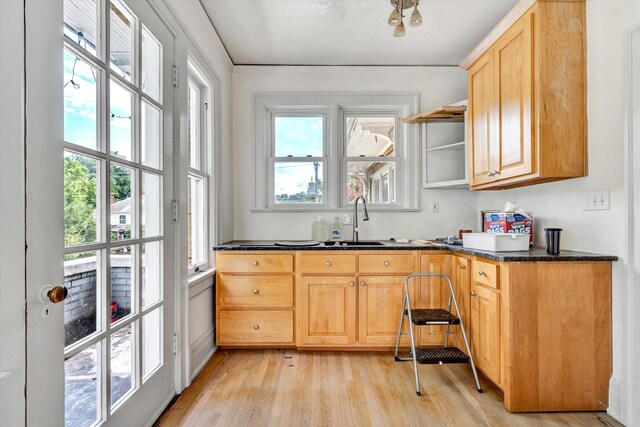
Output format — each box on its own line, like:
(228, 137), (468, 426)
(329, 216), (343, 241)
(312, 216), (329, 241)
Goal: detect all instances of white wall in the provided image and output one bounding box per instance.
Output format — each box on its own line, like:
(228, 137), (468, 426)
(474, 1), (640, 424)
(232, 66), (478, 241)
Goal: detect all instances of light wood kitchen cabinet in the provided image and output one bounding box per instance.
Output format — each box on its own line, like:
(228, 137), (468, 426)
(463, 0), (586, 190)
(358, 275), (409, 345)
(417, 254), (453, 346)
(451, 256), (471, 352)
(470, 282), (501, 385)
(215, 251), (295, 347)
(298, 275), (357, 345)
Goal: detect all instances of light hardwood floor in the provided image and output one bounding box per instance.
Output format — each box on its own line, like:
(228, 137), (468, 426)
(156, 349), (622, 427)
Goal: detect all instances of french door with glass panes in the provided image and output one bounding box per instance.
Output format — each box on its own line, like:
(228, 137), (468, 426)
(27, 0), (175, 425)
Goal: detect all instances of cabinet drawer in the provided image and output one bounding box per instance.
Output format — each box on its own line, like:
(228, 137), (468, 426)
(472, 260), (499, 289)
(299, 254), (356, 274)
(218, 275), (293, 308)
(217, 253), (293, 273)
(359, 254), (415, 274)
(218, 310), (293, 344)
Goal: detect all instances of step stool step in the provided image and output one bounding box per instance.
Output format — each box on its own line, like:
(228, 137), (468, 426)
(415, 347), (470, 365)
(406, 308), (460, 325)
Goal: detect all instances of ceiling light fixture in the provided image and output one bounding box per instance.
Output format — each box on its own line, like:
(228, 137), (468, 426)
(388, 0), (421, 37)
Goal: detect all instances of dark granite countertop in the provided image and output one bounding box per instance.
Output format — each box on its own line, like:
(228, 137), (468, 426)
(213, 240), (618, 262)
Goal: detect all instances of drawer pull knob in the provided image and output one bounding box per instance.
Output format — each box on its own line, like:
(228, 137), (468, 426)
(252, 261), (259, 266)
(253, 289), (260, 294)
(470, 291), (477, 296)
(325, 261), (331, 267)
(253, 324), (260, 330)
(384, 261), (390, 266)
(349, 281), (355, 287)
(460, 264), (467, 269)
(360, 281), (366, 286)
(478, 270), (485, 276)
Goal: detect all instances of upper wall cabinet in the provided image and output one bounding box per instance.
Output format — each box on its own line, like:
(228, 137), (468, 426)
(461, 0), (586, 190)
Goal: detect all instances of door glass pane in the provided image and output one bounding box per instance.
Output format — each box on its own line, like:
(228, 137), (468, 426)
(141, 101), (161, 169)
(141, 26), (161, 102)
(274, 116), (323, 157)
(109, 0), (135, 82)
(187, 175), (206, 266)
(65, 343), (100, 427)
(64, 0), (99, 57)
(274, 162), (323, 204)
(141, 172), (161, 238)
(188, 83), (200, 168)
(110, 246), (133, 322)
(142, 307), (162, 380)
(142, 241), (162, 308)
(65, 152), (100, 246)
(64, 50), (98, 150)
(64, 251), (100, 346)
(110, 163), (134, 241)
(110, 80), (133, 161)
(345, 116), (396, 157)
(347, 161), (396, 203)
(110, 323), (134, 407)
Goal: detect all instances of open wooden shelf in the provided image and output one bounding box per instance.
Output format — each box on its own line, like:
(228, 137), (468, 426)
(403, 105), (467, 124)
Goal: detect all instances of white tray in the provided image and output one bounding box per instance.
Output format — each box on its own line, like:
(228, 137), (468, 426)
(462, 233), (529, 252)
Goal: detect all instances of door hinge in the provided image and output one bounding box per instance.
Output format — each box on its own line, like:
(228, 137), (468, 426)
(173, 333), (179, 355)
(172, 66), (179, 88)
(172, 199), (179, 221)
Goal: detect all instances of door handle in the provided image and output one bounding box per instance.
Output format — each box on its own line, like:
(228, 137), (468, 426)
(41, 285), (68, 304)
(470, 291), (477, 296)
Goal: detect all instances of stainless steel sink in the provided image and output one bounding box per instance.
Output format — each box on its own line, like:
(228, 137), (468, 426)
(339, 241), (385, 246)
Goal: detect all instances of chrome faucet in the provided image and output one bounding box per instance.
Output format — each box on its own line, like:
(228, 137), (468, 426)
(353, 196), (370, 242)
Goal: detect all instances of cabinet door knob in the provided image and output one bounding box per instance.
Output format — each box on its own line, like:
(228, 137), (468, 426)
(360, 281), (366, 286)
(253, 289), (260, 294)
(253, 324), (260, 330)
(478, 270), (485, 276)
(460, 264), (467, 269)
(384, 261), (390, 266)
(487, 171), (494, 177)
(252, 261), (259, 266)
(325, 261), (331, 267)
(349, 281), (355, 287)
(470, 291), (477, 296)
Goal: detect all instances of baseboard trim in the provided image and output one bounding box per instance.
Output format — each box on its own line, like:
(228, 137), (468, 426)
(189, 327), (216, 381)
(608, 375), (622, 422)
(147, 392), (177, 427)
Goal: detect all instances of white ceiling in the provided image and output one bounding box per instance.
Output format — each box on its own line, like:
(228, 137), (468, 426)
(199, 0), (518, 66)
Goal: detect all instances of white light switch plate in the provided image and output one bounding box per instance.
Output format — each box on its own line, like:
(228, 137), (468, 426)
(583, 189), (610, 210)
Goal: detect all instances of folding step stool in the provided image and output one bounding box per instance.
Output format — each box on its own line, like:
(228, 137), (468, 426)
(394, 273), (483, 396)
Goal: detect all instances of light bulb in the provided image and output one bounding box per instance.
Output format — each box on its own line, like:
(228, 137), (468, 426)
(388, 7), (401, 26)
(410, 8), (422, 27)
(393, 21), (406, 37)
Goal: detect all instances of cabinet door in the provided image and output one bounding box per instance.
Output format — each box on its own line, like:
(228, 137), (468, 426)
(493, 11), (534, 181)
(452, 257), (471, 352)
(358, 275), (416, 346)
(417, 254), (453, 346)
(298, 276), (357, 346)
(469, 51), (496, 186)
(470, 283), (500, 384)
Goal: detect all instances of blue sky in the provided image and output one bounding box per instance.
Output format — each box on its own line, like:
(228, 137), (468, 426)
(64, 49), (132, 159)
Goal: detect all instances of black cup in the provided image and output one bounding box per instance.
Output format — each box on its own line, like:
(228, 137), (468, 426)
(544, 228), (562, 255)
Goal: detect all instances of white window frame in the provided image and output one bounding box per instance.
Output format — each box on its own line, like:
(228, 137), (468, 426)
(186, 60), (212, 275)
(254, 93), (419, 211)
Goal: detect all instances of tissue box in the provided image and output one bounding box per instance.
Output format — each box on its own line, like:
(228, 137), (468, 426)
(484, 212), (533, 246)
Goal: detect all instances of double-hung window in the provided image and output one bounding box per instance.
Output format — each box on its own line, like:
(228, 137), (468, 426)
(255, 93), (419, 211)
(270, 112), (327, 206)
(187, 61), (211, 274)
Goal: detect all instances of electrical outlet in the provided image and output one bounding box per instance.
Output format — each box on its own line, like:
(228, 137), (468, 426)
(430, 201), (440, 213)
(341, 214), (352, 225)
(583, 189), (610, 210)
